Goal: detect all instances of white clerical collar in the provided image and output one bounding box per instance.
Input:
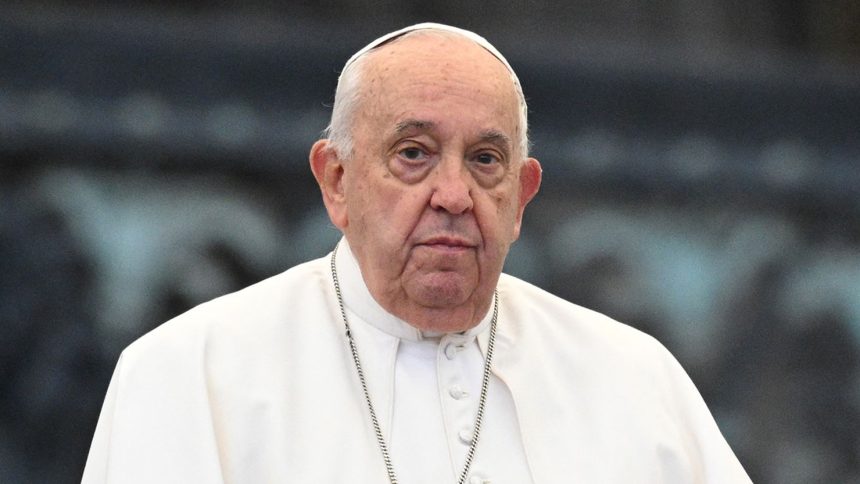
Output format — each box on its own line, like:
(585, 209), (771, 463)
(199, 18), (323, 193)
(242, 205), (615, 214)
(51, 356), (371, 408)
(334, 238), (492, 342)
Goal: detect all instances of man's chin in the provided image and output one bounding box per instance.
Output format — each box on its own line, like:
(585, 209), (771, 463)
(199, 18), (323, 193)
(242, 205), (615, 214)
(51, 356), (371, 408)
(406, 272), (474, 309)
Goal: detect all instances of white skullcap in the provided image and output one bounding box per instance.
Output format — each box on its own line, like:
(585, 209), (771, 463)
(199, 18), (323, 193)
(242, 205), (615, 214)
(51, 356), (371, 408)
(341, 22), (519, 83)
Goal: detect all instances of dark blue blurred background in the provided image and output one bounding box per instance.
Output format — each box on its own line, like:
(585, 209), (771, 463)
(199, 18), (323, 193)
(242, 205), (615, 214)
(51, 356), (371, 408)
(1, 2), (859, 482)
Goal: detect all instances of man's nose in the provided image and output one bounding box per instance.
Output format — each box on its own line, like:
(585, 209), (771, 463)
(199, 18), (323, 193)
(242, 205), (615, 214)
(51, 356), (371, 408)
(428, 156), (474, 215)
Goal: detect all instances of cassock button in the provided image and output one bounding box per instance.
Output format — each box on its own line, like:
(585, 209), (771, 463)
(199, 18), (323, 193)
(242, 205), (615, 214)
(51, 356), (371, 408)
(449, 386), (468, 400)
(444, 343), (460, 360)
(458, 428), (473, 445)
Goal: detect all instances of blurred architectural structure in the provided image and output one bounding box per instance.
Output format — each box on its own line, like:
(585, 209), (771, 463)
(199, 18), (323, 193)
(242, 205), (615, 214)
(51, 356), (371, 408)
(1, 2), (859, 483)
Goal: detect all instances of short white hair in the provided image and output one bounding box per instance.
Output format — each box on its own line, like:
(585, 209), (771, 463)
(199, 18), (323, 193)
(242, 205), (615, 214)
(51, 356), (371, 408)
(323, 23), (530, 160)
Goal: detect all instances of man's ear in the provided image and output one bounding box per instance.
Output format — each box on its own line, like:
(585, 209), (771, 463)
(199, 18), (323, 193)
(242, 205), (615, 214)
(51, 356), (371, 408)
(512, 157), (542, 239)
(309, 139), (348, 230)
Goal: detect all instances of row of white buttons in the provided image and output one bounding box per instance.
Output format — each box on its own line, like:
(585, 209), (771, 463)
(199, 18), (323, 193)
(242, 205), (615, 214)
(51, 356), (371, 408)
(446, 342), (474, 448)
(444, 343), (469, 407)
(440, 338), (490, 483)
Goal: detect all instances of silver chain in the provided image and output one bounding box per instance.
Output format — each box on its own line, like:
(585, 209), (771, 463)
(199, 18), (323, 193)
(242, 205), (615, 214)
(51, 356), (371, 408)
(330, 242), (498, 484)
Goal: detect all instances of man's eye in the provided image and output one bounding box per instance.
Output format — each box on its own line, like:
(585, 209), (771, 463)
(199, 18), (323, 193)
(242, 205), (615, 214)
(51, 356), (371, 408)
(475, 153), (499, 165)
(400, 147), (426, 161)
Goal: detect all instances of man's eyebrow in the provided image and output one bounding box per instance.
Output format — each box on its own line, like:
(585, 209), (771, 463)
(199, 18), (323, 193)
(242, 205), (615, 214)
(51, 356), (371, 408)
(393, 121), (513, 151)
(479, 129), (513, 152)
(394, 119), (436, 133)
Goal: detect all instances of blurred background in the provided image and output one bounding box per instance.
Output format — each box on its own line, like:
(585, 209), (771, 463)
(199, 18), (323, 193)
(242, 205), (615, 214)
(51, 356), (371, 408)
(1, 1), (859, 482)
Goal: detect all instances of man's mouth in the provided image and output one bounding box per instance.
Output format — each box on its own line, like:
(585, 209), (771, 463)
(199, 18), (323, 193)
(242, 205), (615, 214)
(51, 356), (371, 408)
(419, 236), (475, 252)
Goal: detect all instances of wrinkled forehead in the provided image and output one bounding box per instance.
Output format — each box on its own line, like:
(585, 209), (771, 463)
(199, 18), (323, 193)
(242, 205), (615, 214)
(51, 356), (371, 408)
(340, 22), (520, 87)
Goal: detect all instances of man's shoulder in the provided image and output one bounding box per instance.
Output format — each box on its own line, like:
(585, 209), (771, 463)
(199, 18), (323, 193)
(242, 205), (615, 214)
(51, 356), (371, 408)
(497, 272), (669, 362)
(122, 254), (332, 360)
(496, 273), (696, 410)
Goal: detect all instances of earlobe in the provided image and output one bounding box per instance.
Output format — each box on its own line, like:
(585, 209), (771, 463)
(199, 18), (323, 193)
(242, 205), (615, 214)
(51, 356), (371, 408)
(309, 140), (349, 229)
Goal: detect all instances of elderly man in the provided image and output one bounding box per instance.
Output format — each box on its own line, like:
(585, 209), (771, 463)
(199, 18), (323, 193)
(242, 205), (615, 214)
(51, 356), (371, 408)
(82, 23), (751, 484)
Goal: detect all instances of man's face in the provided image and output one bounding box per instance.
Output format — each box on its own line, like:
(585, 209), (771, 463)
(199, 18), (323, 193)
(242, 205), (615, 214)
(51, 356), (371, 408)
(314, 33), (541, 331)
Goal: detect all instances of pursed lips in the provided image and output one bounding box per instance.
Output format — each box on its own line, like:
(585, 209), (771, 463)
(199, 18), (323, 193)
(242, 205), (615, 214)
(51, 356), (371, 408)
(418, 236), (476, 252)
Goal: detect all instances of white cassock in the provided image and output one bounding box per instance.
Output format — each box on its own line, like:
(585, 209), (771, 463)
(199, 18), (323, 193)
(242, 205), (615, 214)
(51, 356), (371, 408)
(82, 239), (751, 483)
